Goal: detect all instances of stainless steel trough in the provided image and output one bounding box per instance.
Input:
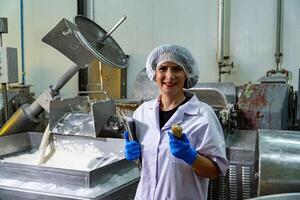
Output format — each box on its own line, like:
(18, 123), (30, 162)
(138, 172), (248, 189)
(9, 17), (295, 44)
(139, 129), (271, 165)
(0, 132), (139, 199)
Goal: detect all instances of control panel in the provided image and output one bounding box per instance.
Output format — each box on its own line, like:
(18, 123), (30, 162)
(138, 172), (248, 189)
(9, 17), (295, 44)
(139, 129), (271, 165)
(0, 47), (18, 83)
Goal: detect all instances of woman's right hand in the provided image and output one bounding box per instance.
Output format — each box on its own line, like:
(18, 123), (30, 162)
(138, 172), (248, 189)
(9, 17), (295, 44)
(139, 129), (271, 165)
(124, 131), (141, 161)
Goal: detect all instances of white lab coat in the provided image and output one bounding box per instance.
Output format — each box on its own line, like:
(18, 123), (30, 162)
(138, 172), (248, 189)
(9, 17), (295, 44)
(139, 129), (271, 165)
(133, 94), (229, 200)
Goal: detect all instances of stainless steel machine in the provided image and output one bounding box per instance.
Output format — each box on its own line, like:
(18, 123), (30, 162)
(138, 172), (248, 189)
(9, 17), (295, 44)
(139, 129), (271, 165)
(0, 132), (139, 199)
(0, 16), (140, 199)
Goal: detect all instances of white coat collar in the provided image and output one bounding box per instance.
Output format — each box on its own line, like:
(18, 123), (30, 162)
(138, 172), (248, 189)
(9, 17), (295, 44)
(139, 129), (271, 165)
(145, 93), (200, 130)
(146, 93), (199, 114)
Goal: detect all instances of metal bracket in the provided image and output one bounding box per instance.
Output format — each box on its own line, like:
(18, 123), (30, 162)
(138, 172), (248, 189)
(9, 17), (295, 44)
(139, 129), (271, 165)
(36, 88), (54, 113)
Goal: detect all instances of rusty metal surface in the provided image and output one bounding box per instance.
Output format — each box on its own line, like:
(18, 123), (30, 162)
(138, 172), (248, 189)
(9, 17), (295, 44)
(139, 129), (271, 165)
(237, 83), (293, 130)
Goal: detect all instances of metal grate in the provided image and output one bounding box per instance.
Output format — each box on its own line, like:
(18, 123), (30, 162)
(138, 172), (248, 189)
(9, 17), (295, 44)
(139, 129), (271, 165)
(207, 130), (258, 200)
(217, 176), (226, 200)
(229, 165), (238, 199)
(242, 166), (251, 199)
(208, 181), (215, 200)
(207, 174), (226, 200)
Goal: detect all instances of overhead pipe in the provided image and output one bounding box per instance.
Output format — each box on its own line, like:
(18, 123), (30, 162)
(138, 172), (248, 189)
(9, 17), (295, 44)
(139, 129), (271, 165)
(217, 0), (233, 82)
(20, 0), (25, 84)
(77, 0), (88, 93)
(86, 0), (94, 20)
(266, 0), (290, 79)
(78, 0), (95, 95)
(275, 0), (283, 71)
(217, 0), (224, 64)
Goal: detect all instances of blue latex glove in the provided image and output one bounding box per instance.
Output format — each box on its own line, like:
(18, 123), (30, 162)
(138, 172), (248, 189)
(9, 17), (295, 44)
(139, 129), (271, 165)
(168, 132), (197, 165)
(124, 131), (141, 161)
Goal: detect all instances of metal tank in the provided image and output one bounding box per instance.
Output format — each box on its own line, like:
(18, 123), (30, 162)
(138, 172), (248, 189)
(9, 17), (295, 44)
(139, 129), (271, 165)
(248, 193), (300, 200)
(258, 129), (300, 196)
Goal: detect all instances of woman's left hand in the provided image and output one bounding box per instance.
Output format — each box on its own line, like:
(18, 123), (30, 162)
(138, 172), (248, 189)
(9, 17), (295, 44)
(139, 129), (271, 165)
(168, 132), (197, 165)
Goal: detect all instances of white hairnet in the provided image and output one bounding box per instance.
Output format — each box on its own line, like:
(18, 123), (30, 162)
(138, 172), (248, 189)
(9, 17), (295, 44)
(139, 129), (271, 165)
(146, 44), (199, 89)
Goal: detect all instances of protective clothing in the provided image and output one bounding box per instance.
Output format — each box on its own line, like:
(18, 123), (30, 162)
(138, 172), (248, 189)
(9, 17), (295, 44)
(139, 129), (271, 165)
(124, 131), (141, 161)
(168, 132), (198, 165)
(132, 93), (229, 200)
(146, 44), (199, 88)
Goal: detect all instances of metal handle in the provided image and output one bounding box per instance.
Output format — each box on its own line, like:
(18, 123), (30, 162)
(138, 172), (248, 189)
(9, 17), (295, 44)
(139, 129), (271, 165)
(97, 15), (127, 44)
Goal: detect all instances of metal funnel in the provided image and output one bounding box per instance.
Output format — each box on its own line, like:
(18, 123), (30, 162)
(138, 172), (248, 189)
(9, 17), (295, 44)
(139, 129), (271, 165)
(42, 16), (128, 68)
(42, 18), (95, 68)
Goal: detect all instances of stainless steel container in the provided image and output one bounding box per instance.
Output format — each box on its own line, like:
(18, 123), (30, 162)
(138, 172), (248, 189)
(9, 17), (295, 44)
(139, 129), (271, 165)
(258, 129), (300, 196)
(0, 132), (139, 199)
(248, 193), (300, 200)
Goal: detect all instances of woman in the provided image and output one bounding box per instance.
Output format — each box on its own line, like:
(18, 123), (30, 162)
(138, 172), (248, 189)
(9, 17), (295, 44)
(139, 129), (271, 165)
(124, 44), (229, 200)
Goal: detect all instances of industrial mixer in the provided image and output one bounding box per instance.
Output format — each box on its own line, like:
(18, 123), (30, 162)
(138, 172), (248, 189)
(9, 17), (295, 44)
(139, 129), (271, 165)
(0, 16), (140, 199)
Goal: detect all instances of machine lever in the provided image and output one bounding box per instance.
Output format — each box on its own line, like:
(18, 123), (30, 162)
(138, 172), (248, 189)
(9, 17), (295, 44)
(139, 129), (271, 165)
(97, 15), (127, 45)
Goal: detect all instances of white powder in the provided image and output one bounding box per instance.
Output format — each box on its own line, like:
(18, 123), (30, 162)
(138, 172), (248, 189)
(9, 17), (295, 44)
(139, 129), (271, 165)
(2, 138), (122, 171)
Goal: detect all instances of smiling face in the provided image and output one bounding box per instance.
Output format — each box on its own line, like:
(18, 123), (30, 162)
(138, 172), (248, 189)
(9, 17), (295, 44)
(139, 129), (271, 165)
(155, 62), (187, 97)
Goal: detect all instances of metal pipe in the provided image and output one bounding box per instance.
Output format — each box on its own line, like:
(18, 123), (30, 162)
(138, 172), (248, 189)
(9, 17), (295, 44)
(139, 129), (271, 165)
(217, 0), (224, 64)
(86, 0), (94, 20)
(0, 65), (81, 136)
(98, 16), (127, 44)
(27, 100), (43, 117)
(0, 105), (39, 136)
(29, 65), (81, 116)
(77, 0), (88, 94)
(275, 0), (283, 71)
(20, 0), (25, 84)
(217, 0), (233, 82)
(52, 65), (81, 93)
